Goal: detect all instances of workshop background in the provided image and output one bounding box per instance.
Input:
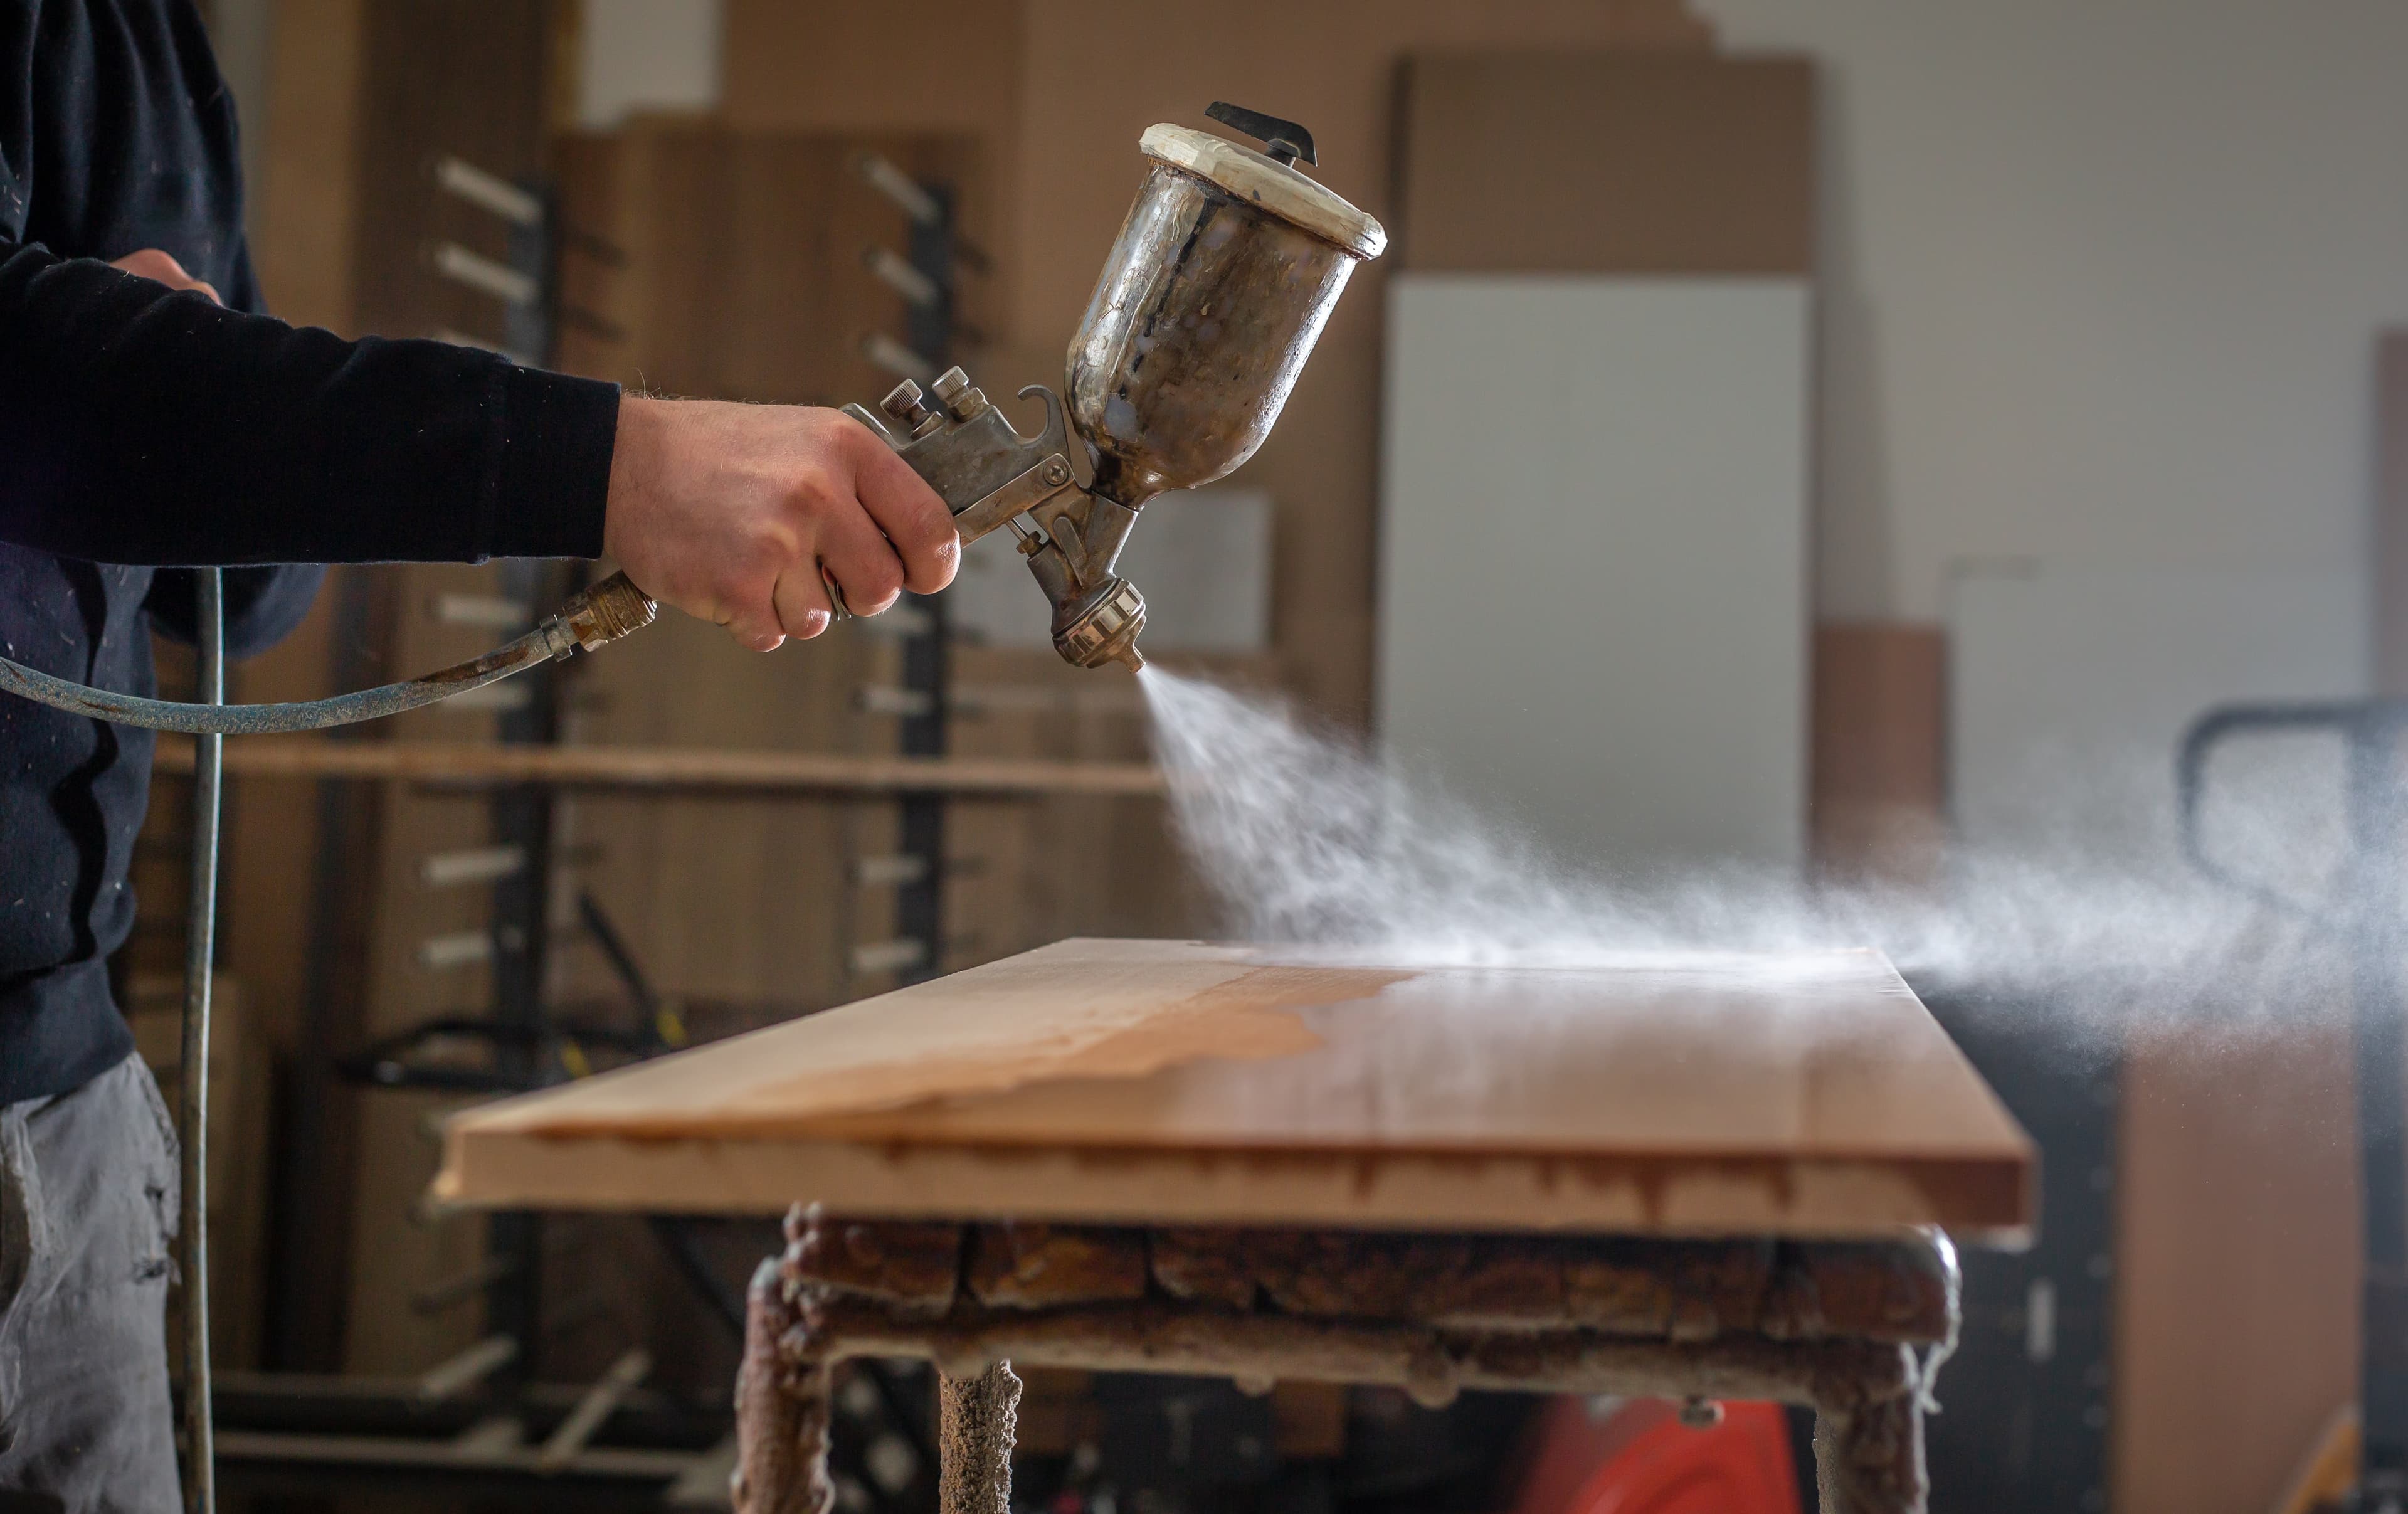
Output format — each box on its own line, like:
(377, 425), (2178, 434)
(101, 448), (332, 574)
(138, 2), (2408, 1512)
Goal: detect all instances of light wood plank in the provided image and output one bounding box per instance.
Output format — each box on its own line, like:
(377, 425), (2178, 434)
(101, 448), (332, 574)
(437, 938), (2032, 1239)
(1811, 622), (1945, 886)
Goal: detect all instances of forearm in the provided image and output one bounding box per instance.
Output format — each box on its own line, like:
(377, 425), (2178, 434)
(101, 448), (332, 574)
(0, 240), (615, 566)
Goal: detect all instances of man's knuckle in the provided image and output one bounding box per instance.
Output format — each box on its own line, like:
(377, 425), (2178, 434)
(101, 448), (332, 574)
(748, 521), (799, 565)
(715, 568), (764, 613)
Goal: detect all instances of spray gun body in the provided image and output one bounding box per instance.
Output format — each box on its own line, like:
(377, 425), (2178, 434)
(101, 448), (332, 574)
(844, 105), (1384, 672)
(844, 373), (1151, 669)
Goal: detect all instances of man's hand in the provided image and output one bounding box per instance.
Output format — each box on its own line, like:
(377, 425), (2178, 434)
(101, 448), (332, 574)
(603, 398), (958, 650)
(110, 248), (221, 304)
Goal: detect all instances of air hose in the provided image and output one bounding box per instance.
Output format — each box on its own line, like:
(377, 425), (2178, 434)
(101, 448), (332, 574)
(0, 568), (655, 1514)
(179, 568), (222, 1514)
(0, 569), (657, 735)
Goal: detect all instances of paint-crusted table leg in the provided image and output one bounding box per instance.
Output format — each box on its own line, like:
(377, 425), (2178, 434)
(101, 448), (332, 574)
(1813, 1344), (1928, 1514)
(734, 1259), (835, 1514)
(938, 1362), (1022, 1514)
(736, 1207), (1955, 1514)
(1810, 1348), (1926, 1511)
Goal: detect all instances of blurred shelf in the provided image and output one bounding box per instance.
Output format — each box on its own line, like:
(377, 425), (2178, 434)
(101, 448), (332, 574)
(154, 738), (1166, 797)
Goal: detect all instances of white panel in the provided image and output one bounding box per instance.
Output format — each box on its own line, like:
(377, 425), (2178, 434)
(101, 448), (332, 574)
(947, 487), (1273, 654)
(1949, 563), (2368, 866)
(1378, 275), (1810, 871)
(578, 0), (724, 129)
(1112, 489), (1273, 654)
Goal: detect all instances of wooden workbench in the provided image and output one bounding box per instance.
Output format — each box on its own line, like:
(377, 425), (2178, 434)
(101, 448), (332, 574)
(434, 939), (2033, 1514)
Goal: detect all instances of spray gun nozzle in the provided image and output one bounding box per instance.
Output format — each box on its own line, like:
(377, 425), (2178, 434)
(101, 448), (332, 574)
(1034, 557), (1146, 671)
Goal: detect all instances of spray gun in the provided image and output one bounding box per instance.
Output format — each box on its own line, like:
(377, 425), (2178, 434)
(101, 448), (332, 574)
(842, 102), (1386, 672)
(0, 104), (1383, 728)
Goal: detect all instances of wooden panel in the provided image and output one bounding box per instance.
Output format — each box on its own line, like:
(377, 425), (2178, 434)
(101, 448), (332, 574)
(352, 0), (554, 346)
(553, 122), (994, 405)
(255, 0), (367, 331)
(1812, 623), (1945, 885)
(439, 938), (2033, 1237)
(340, 564), (523, 1377)
(719, 0), (1030, 331)
(1395, 53), (1815, 275)
(261, 0), (560, 1377)
(722, 0), (1026, 141)
(2111, 1025), (2357, 1514)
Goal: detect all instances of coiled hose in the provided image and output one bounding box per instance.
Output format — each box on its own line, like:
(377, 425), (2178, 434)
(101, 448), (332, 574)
(0, 569), (655, 1514)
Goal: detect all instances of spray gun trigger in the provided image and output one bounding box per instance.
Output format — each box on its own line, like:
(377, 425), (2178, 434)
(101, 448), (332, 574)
(951, 453), (1083, 543)
(1046, 515), (1091, 584)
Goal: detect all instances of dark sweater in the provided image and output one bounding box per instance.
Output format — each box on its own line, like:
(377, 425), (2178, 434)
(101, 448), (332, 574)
(0, 0), (620, 1103)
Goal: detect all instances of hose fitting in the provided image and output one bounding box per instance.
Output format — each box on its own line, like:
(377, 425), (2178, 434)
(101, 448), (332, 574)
(553, 571), (659, 655)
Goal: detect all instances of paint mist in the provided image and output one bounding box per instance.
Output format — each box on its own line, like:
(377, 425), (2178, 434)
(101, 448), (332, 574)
(1135, 665), (2361, 1049)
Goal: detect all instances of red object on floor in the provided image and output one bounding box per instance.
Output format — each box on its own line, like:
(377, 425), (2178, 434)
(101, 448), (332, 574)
(1511, 1397), (1803, 1514)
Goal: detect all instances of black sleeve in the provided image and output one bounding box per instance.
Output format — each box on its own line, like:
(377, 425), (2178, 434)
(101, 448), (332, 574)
(0, 236), (618, 567)
(137, 232), (332, 659)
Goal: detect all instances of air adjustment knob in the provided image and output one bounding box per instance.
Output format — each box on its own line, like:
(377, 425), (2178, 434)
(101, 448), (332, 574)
(880, 379), (933, 426)
(930, 365), (989, 420)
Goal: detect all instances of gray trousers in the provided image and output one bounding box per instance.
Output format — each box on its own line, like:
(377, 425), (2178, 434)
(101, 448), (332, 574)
(0, 1055), (181, 1513)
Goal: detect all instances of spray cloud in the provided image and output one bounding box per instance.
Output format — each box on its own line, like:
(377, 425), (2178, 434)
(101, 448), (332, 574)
(1136, 667), (2362, 1052)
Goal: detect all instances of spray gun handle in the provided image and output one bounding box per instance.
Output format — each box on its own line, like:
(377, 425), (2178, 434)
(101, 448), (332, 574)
(842, 373), (1085, 541)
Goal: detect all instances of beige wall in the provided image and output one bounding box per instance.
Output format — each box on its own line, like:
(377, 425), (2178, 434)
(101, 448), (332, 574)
(1703, 0), (2408, 630)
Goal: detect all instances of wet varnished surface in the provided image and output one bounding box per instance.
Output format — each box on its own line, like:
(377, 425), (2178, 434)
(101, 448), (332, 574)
(435, 939), (2034, 1239)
